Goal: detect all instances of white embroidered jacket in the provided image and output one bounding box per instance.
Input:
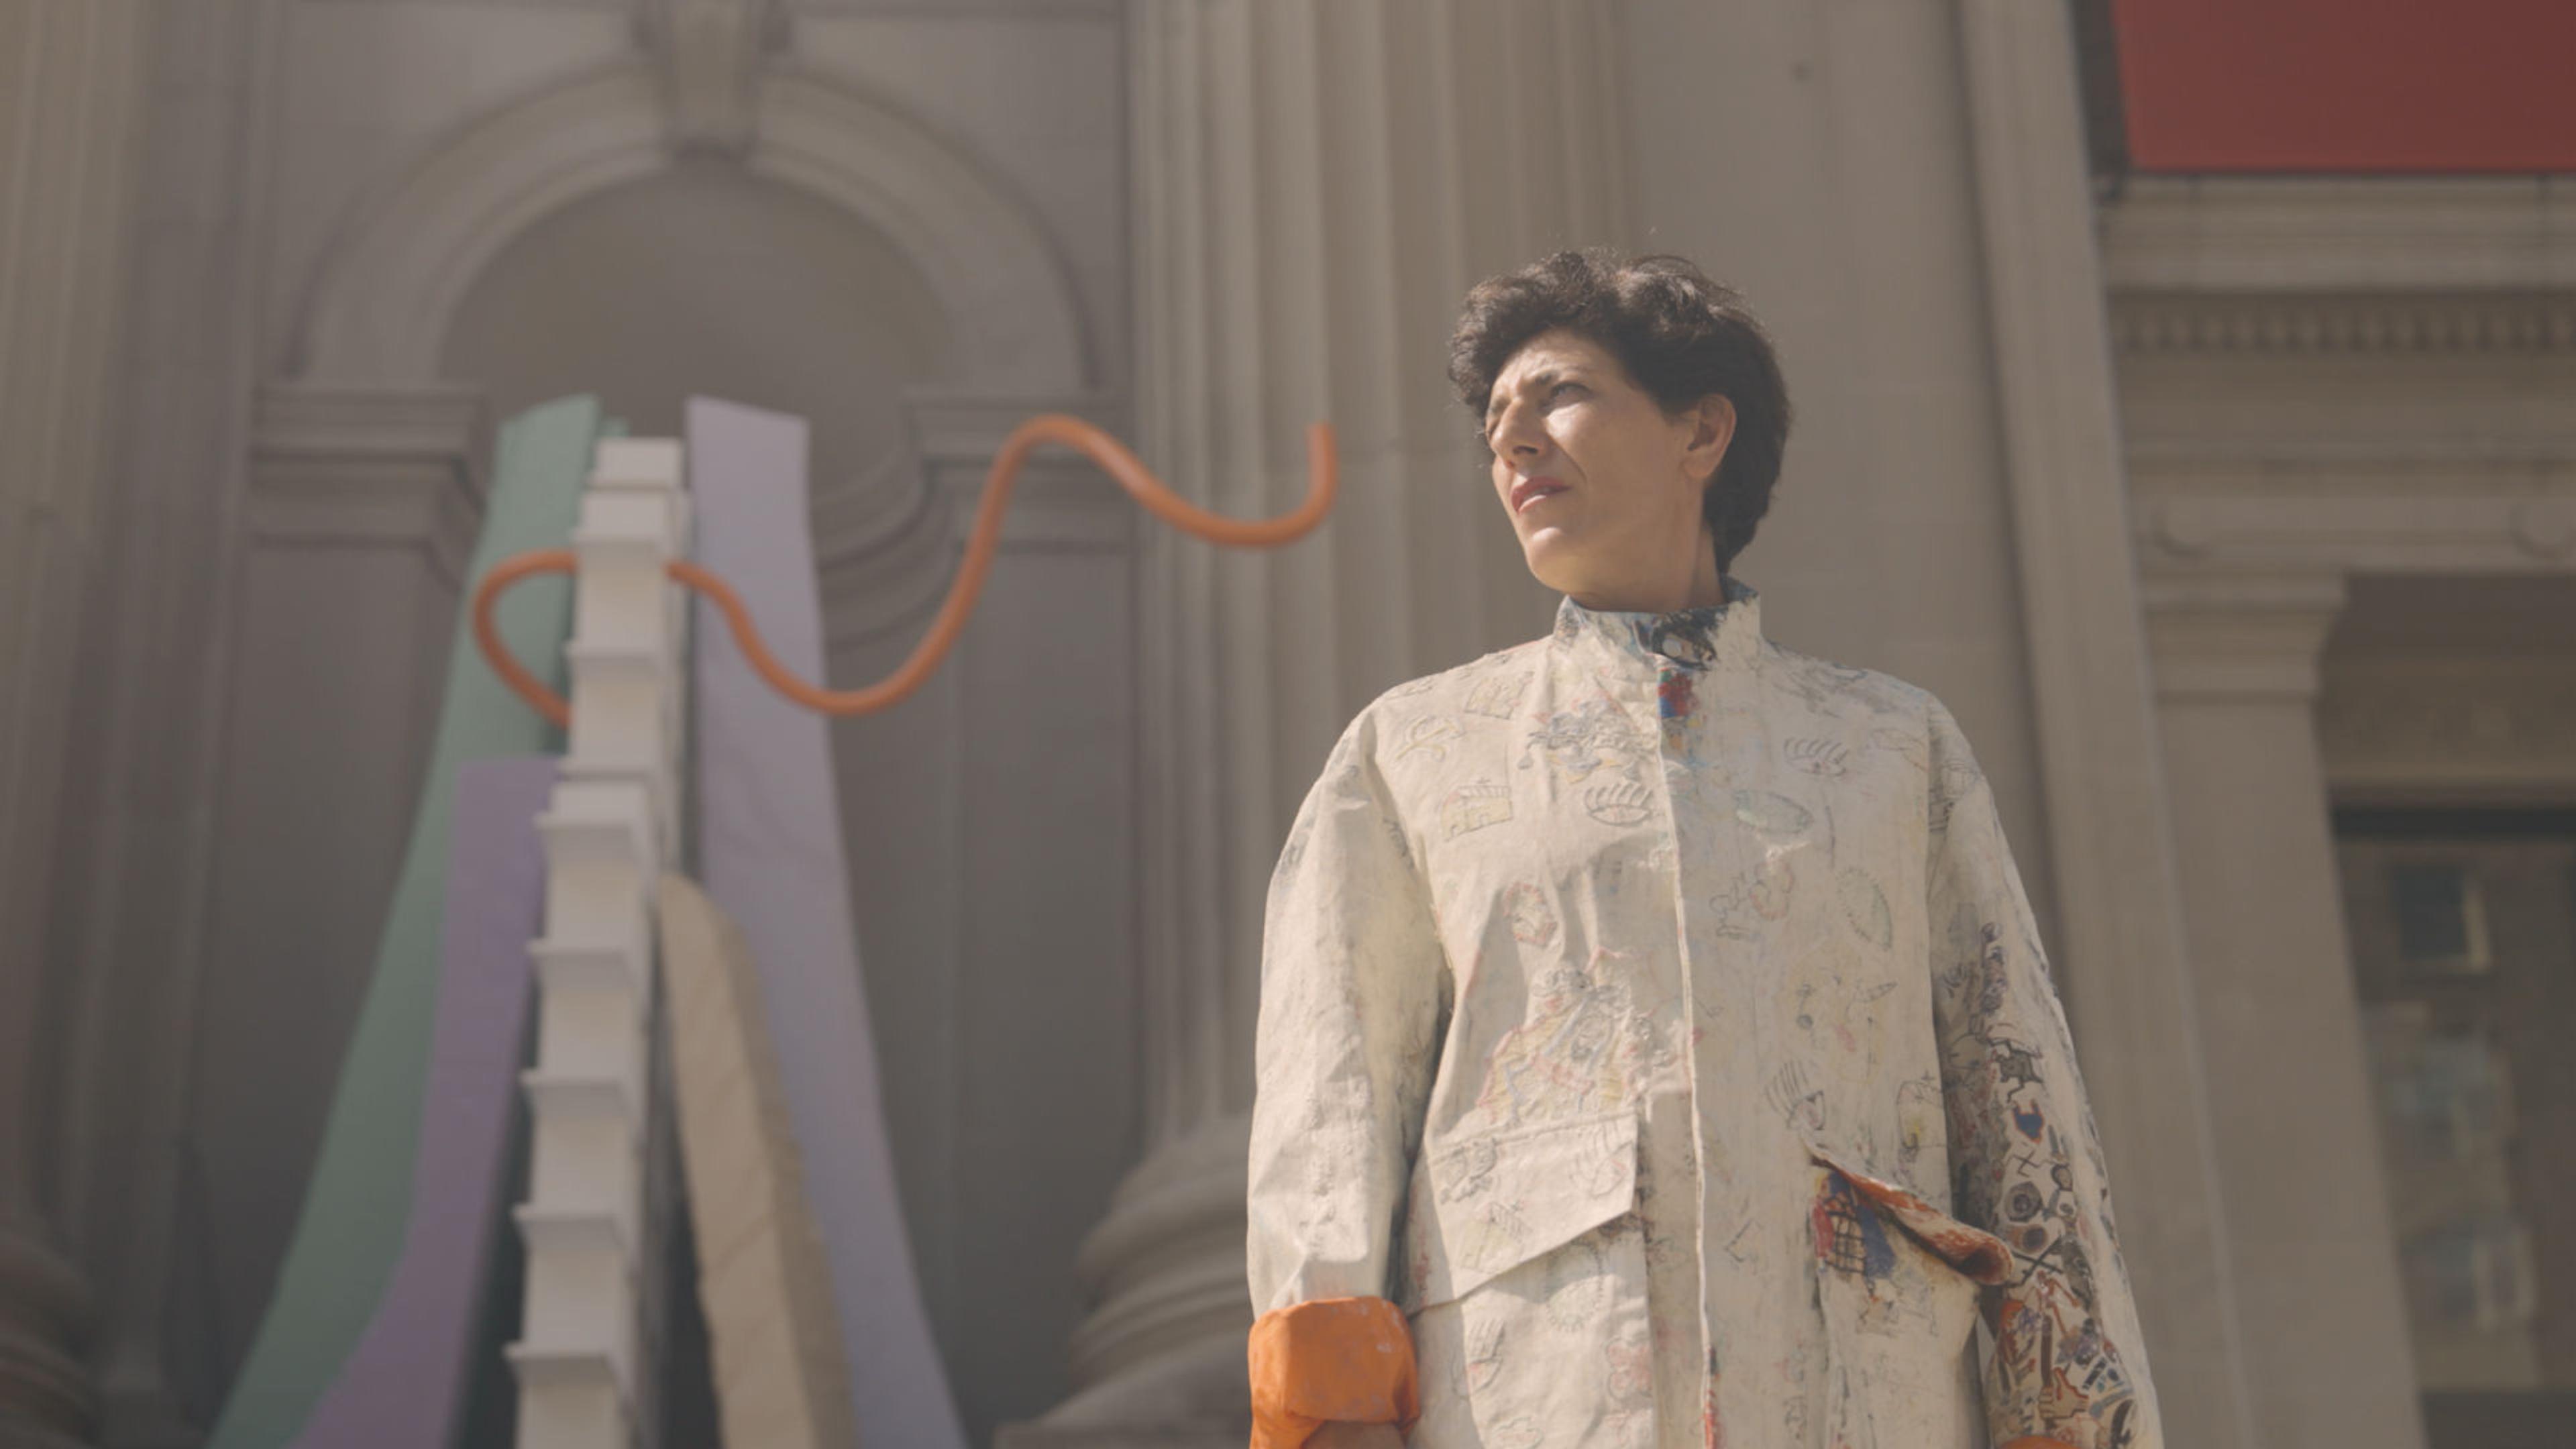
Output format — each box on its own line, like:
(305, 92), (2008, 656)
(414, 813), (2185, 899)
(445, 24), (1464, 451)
(1246, 582), (2161, 1449)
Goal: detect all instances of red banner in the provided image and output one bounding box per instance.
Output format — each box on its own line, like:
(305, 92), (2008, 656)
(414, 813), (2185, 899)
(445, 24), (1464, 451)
(2114, 0), (2576, 172)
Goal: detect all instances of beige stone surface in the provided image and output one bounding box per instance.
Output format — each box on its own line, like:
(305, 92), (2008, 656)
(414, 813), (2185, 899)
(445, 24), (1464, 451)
(659, 873), (859, 1449)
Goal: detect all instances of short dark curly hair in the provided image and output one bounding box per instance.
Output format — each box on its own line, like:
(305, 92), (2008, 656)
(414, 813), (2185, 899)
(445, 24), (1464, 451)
(1448, 248), (1792, 575)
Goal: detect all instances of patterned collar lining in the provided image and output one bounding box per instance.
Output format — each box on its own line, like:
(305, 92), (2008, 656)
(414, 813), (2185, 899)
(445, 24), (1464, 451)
(1552, 576), (1763, 674)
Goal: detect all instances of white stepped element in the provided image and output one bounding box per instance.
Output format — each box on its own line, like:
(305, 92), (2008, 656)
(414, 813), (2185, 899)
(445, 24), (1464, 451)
(566, 442), (692, 845)
(511, 435), (692, 1449)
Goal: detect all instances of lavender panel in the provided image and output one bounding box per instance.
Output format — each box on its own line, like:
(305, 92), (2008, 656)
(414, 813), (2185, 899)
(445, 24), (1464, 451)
(290, 755), (555, 1448)
(686, 396), (967, 1449)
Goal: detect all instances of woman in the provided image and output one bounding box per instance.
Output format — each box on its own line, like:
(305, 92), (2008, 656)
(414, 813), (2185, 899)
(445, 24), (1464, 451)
(1244, 250), (2161, 1449)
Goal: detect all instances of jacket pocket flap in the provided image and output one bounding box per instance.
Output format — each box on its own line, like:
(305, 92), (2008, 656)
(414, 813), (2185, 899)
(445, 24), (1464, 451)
(1807, 1143), (2010, 1285)
(1405, 1110), (1640, 1311)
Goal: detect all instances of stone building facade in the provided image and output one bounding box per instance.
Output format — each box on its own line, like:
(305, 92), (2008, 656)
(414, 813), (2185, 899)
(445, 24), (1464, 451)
(3, 3), (2569, 1448)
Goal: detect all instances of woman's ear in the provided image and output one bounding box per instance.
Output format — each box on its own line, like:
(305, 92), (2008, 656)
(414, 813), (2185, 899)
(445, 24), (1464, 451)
(1686, 394), (1737, 488)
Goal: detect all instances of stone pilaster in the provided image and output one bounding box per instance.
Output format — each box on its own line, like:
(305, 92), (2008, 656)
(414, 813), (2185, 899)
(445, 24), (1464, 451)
(1953, 5), (2259, 1440)
(0, 3), (154, 1444)
(1005, 3), (1631, 1440)
(2145, 572), (2427, 1449)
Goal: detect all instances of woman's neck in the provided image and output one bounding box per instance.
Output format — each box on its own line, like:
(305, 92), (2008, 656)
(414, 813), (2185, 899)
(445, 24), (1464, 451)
(1570, 553), (1729, 614)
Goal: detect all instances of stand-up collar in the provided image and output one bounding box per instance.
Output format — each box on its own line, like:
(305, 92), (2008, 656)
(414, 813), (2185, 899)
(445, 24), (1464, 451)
(1550, 575), (1764, 675)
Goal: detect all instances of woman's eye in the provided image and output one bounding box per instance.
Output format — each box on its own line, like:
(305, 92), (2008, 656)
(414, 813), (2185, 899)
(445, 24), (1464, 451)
(1551, 382), (1582, 400)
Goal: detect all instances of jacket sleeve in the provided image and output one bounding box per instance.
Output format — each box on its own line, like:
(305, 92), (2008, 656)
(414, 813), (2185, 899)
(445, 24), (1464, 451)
(1245, 706), (1446, 1448)
(1924, 702), (2163, 1449)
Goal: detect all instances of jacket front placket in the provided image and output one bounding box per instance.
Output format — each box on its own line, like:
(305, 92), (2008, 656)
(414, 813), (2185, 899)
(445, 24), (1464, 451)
(1670, 618), (1830, 1447)
(1566, 596), (1764, 1449)
(1648, 623), (1723, 1449)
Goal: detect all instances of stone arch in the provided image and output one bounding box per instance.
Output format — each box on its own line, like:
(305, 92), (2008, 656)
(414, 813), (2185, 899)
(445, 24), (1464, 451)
(291, 60), (1089, 391)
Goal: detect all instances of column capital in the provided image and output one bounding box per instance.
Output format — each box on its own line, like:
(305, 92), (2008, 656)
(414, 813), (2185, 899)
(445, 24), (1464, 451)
(2142, 568), (2351, 702)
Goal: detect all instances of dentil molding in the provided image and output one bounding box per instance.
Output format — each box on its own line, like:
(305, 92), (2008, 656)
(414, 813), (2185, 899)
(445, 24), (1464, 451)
(2111, 292), (2576, 358)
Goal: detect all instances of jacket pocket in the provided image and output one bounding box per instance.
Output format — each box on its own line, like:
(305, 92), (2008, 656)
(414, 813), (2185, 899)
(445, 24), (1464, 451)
(1399, 1108), (1640, 1313)
(1806, 1142), (2009, 1283)
(1806, 1144), (1998, 1449)
(1398, 1109), (1657, 1448)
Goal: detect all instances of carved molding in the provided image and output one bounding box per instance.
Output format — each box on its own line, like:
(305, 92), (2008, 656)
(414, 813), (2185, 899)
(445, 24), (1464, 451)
(2120, 397), (2576, 472)
(817, 389), (1127, 649)
(2112, 307), (2576, 474)
(639, 0), (791, 156)
(292, 60), (1087, 392)
(812, 446), (933, 573)
(301, 0), (1121, 15)
(2141, 571), (2349, 702)
(252, 380), (490, 472)
(914, 389), (1129, 551)
(752, 70), (1089, 390)
(2136, 486), (2576, 574)
(2135, 472), (2576, 700)
(902, 389), (1123, 467)
(2320, 657), (2576, 796)
(2100, 176), (2576, 292)
(2110, 292), (2576, 358)
(249, 383), (488, 590)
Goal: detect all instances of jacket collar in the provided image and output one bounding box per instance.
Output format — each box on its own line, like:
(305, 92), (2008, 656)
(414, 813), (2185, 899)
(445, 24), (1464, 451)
(1550, 574), (1764, 676)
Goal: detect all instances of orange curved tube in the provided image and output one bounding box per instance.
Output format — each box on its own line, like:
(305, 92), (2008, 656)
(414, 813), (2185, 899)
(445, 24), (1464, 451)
(472, 412), (1338, 728)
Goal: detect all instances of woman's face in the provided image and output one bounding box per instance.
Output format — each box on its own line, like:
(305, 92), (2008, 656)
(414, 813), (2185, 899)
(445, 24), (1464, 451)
(1483, 328), (1735, 612)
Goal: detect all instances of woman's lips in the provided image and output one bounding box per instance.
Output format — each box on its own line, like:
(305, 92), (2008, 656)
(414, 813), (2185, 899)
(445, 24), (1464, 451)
(1512, 476), (1569, 513)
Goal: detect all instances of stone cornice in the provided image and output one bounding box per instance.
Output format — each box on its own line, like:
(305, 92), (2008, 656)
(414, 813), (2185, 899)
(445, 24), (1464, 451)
(252, 380), (490, 475)
(2114, 337), (2576, 468)
(2100, 176), (2576, 292)
(248, 382), (488, 590)
(2135, 484), (2576, 575)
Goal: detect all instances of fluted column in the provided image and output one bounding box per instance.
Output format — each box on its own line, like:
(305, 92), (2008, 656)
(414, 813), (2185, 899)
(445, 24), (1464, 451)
(1134, 0), (1625, 1153)
(43, 0), (289, 1440)
(1005, 3), (1631, 1440)
(0, 3), (155, 1445)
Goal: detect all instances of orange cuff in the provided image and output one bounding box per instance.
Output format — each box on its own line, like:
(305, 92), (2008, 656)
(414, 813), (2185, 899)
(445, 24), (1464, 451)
(1247, 1296), (1420, 1449)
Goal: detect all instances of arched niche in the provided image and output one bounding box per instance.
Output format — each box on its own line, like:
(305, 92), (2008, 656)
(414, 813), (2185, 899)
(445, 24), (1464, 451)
(244, 50), (1136, 1449)
(437, 155), (953, 566)
(291, 60), (1089, 394)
